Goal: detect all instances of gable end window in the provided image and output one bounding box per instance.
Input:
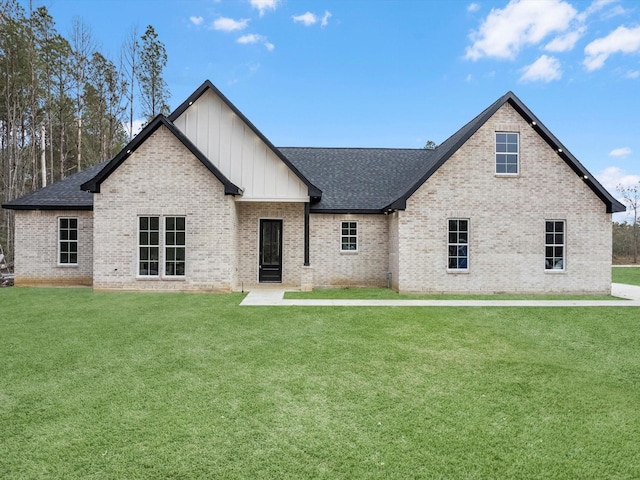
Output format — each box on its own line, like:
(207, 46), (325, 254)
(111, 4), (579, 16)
(545, 220), (565, 270)
(341, 221), (358, 252)
(58, 218), (78, 265)
(496, 132), (519, 175)
(448, 219), (469, 270)
(138, 216), (186, 278)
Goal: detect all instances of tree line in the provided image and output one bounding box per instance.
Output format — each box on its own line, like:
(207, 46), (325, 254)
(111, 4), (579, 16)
(0, 0), (170, 260)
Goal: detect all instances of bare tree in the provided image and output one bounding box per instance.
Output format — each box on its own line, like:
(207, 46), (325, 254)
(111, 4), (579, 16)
(617, 182), (640, 263)
(121, 26), (139, 139)
(70, 16), (94, 172)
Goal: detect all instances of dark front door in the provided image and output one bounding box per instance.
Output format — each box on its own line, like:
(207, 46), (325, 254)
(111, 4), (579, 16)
(259, 219), (282, 282)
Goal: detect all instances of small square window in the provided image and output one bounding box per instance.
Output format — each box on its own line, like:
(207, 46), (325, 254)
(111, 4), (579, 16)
(340, 221), (358, 252)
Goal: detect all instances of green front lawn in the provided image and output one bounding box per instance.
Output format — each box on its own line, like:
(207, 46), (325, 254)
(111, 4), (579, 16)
(285, 288), (616, 300)
(612, 266), (640, 286)
(1, 288), (639, 479)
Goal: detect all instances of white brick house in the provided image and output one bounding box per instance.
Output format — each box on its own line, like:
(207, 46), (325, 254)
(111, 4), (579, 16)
(3, 80), (624, 294)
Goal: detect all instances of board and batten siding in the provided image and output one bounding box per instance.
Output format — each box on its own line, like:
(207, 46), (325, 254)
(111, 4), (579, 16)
(172, 89), (309, 202)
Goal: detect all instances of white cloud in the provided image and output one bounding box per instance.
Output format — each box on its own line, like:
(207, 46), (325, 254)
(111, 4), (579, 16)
(467, 3), (480, 13)
(321, 11), (332, 27)
(237, 33), (263, 44)
(190, 16), (204, 26)
(123, 119), (144, 138)
(465, 0), (577, 60)
(293, 10), (332, 27)
(213, 17), (249, 32)
(610, 147), (632, 157)
(237, 33), (274, 51)
(293, 12), (317, 26)
(577, 0), (617, 22)
(626, 70), (640, 79)
(250, 0), (279, 16)
(519, 55), (562, 82)
(544, 27), (585, 52)
(584, 25), (640, 71)
(596, 166), (640, 191)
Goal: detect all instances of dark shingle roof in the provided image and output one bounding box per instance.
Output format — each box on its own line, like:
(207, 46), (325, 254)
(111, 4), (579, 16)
(280, 147), (438, 212)
(2, 162), (108, 210)
(2, 87), (624, 215)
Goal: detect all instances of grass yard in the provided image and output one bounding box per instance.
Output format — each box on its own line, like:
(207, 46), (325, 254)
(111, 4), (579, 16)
(284, 289), (617, 300)
(612, 266), (640, 286)
(1, 288), (639, 479)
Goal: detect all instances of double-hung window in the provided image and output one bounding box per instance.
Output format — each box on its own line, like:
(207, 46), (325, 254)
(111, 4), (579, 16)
(165, 217), (186, 276)
(545, 220), (565, 270)
(448, 219), (469, 270)
(139, 216), (160, 276)
(138, 216), (186, 277)
(496, 132), (519, 174)
(341, 221), (358, 252)
(58, 218), (78, 265)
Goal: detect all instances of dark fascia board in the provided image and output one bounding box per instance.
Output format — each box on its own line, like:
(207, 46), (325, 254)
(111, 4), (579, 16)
(385, 91), (625, 214)
(310, 208), (385, 214)
(81, 115), (242, 195)
(169, 79), (322, 199)
(1, 203), (93, 211)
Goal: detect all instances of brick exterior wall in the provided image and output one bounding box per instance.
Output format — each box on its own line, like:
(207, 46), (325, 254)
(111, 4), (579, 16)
(236, 202), (305, 289)
(310, 214), (390, 288)
(394, 103), (612, 294)
(92, 126), (238, 291)
(13, 210), (93, 286)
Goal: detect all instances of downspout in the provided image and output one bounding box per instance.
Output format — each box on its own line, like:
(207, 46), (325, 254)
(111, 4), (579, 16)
(304, 202), (310, 266)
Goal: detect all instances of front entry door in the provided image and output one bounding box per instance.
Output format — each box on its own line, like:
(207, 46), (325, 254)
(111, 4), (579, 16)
(259, 219), (282, 282)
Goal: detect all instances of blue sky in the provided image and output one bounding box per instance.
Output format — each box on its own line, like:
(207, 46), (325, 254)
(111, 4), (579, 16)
(31, 0), (640, 218)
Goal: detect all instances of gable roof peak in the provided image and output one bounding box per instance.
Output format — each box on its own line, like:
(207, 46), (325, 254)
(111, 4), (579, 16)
(384, 90), (625, 214)
(80, 113), (242, 195)
(169, 79), (321, 198)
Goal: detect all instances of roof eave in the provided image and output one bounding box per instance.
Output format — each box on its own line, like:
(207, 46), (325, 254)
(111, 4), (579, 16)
(1, 203), (93, 211)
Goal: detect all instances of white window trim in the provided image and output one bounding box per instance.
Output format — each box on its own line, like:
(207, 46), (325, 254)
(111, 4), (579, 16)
(57, 217), (78, 267)
(340, 220), (358, 253)
(545, 219), (566, 272)
(137, 216), (186, 279)
(447, 218), (469, 272)
(495, 132), (519, 176)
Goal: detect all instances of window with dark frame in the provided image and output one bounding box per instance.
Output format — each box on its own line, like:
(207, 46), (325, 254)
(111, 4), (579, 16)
(139, 216), (160, 276)
(545, 220), (565, 270)
(58, 218), (78, 265)
(165, 217), (186, 276)
(341, 221), (357, 251)
(448, 219), (469, 270)
(496, 132), (519, 174)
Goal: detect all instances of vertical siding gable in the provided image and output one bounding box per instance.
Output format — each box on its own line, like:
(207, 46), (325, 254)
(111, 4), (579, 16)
(173, 90), (309, 201)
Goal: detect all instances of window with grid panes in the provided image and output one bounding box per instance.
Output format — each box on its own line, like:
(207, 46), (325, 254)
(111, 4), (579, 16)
(448, 219), (469, 270)
(58, 218), (78, 265)
(545, 220), (565, 270)
(341, 221), (357, 251)
(496, 132), (519, 174)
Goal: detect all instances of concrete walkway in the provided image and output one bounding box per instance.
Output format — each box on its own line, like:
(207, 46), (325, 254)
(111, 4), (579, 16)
(240, 283), (640, 307)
